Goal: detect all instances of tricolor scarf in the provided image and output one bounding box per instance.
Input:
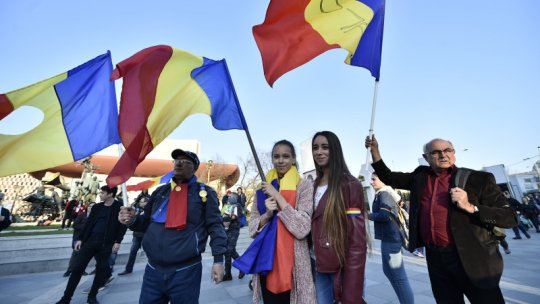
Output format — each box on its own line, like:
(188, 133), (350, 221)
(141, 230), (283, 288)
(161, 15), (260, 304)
(233, 166), (300, 294)
(151, 176), (198, 230)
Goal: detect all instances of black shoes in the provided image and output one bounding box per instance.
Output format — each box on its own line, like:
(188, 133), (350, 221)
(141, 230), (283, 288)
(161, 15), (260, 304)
(55, 298), (70, 304)
(63, 271), (71, 277)
(512, 236), (522, 239)
(238, 272), (245, 279)
(223, 274), (233, 281)
(87, 297), (99, 304)
(118, 270), (132, 276)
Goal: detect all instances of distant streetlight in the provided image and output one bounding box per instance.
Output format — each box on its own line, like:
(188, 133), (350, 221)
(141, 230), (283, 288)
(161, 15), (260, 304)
(206, 160), (213, 183)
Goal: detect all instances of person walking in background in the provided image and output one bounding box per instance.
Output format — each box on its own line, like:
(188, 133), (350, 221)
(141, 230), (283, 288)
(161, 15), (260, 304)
(521, 197), (540, 233)
(368, 174), (414, 304)
(56, 186), (127, 304)
(503, 191), (531, 239)
(61, 198), (77, 230)
(311, 131), (367, 304)
(222, 195), (244, 281)
(237, 139), (316, 304)
(63, 202), (94, 277)
(366, 134), (517, 304)
(118, 197), (149, 276)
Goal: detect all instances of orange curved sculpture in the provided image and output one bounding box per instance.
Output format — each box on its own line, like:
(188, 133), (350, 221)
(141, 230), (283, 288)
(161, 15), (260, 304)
(29, 155), (240, 189)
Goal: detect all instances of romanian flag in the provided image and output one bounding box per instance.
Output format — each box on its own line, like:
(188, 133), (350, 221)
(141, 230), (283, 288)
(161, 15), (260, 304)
(0, 52), (120, 177)
(126, 170), (173, 192)
(106, 45), (247, 187)
(253, 0), (385, 86)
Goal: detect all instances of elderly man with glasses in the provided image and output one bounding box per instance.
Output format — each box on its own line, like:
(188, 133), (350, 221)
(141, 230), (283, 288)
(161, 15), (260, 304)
(365, 135), (517, 304)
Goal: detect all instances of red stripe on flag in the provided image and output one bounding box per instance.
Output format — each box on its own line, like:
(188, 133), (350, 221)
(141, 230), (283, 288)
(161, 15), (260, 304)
(0, 94), (14, 120)
(126, 179), (156, 192)
(253, 0), (338, 86)
(106, 45), (173, 187)
(266, 189), (296, 293)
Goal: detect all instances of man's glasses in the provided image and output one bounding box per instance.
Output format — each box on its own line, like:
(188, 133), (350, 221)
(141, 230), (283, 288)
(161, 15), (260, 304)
(427, 148), (455, 156)
(172, 159), (194, 165)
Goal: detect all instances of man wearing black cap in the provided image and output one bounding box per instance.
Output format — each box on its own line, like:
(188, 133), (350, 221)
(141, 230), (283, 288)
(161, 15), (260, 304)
(119, 149), (227, 303)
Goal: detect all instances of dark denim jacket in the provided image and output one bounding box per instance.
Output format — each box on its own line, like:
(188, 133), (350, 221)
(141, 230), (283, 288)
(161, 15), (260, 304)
(369, 188), (401, 243)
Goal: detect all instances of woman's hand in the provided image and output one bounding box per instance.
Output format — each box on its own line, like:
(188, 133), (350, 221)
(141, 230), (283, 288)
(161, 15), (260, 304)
(265, 197), (278, 213)
(261, 182), (279, 199)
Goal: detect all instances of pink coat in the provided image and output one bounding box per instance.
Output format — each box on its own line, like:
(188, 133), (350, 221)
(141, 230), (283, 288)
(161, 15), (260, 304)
(248, 178), (316, 304)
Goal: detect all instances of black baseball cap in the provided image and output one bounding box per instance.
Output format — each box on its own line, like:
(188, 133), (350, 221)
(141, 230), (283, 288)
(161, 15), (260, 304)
(171, 149), (200, 169)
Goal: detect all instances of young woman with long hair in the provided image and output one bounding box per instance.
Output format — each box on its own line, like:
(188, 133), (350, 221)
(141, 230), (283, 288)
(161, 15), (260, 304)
(240, 140), (316, 304)
(311, 131), (367, 304)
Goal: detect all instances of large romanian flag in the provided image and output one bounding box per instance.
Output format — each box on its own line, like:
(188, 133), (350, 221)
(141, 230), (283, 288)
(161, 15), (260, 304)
(254, 0), (385, 86)
(0, 52), (120, 177)
(106, 45), (247, 187)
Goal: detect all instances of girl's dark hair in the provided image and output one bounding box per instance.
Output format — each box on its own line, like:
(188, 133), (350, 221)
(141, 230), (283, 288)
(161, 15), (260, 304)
(312, 131), (350, 266)
(272, 139), (297, 167)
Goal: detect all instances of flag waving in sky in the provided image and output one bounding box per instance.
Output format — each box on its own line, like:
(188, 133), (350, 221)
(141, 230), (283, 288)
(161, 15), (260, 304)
(0, 52), (120, 177)
(253, 0), (385, 86)
(106, 45), (247, 187)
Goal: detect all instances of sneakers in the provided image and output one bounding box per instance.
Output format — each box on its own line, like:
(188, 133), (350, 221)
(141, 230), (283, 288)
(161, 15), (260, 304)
(63, 271), (71, 277)
(105, 276), (114, 286)
(413, 250), (425, 258)
(81, 277), (113, 294)
(512, 236), (522, 240)
(238, 272), (245, 279)
(118, 270), (132, 276)
(222, 274), (233, 281)
(504, 248), (511, 254)
(81, 286), (105, 294)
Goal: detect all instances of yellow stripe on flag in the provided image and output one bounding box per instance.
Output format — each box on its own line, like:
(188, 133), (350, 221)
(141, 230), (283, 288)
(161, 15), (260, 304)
(147, 48), (212, 145)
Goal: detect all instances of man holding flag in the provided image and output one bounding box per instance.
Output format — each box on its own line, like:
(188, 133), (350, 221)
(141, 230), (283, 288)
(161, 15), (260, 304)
(118, 149), (227, 303)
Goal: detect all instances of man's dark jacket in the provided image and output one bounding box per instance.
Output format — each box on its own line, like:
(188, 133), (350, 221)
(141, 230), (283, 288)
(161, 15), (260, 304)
(78, 200), (127, 245)
(129, 180), (227, 273)
(372, 160), (517, 289)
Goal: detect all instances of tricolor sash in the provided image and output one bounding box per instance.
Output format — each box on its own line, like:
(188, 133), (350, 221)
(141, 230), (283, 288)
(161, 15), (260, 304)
(233, 166), (300, 293)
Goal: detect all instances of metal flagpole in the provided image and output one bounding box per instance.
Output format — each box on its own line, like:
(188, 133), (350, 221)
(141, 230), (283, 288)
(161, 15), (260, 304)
(221, 59), (266, 183)
(365, 80), (380, 166)
(117, 145), (129, 206)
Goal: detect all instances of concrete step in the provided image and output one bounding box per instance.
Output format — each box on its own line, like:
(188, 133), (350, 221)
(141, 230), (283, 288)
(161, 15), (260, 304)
(0, 227), (253, 276)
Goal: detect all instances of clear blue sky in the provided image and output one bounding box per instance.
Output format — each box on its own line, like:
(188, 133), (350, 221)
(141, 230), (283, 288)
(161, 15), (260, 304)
(1, 0), (539, 176)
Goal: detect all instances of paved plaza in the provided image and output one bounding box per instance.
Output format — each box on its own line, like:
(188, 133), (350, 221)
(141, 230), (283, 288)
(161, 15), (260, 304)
(1, 228), (539, 304)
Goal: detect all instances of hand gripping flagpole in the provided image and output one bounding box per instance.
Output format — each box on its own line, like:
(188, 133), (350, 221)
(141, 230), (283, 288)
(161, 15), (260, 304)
(222, 60), (266, 183)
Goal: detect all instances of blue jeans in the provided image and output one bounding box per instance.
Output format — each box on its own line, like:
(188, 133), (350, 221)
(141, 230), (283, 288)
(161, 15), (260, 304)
(139, 262), (202, 304)
(381, 241), (414, 304)
(314, 271), (336, 304)
(125, 236), (143, 272)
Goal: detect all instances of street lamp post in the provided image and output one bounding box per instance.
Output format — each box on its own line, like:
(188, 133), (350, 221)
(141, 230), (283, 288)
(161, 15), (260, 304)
(207, 160), (214, 184)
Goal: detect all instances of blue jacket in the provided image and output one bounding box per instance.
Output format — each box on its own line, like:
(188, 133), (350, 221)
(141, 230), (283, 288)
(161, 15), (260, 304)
(130, 177), (227, 273)
(368, 187), (401, 243)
